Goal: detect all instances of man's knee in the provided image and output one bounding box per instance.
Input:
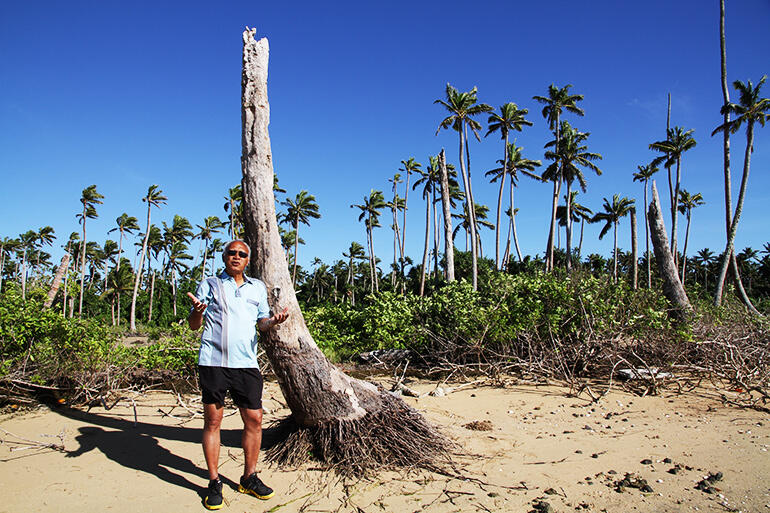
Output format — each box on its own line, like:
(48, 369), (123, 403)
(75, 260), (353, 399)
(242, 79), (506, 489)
(204, 404), (224, 431)
(241, 408), (263, 430)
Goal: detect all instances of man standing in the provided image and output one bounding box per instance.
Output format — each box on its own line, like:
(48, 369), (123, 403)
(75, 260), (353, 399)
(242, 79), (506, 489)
(187, 239), (288, 510)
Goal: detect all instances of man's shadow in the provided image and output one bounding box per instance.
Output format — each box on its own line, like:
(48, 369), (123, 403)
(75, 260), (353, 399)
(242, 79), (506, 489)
(54, 404), (284, 500)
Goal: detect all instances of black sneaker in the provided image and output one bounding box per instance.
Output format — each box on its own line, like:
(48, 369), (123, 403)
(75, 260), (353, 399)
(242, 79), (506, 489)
(238, 472), (274, 500)
(204, 478), (223, 510)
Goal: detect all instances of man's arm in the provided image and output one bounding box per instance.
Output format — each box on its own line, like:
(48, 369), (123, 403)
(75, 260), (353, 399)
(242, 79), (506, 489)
(186, 292), (207, 330)
(258, 306), (289, 333)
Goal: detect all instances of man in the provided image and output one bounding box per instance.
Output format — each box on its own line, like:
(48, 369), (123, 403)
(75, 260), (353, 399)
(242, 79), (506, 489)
(187, 240), (289, 510)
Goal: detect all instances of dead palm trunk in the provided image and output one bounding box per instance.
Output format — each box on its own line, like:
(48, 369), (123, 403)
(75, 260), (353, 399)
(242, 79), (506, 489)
(648, 182), (692, 321)
(238, 29), (447, 473)
(643, 179), (651, 288)
(438, 150), (455, 282)
(44, 254), (70, 309)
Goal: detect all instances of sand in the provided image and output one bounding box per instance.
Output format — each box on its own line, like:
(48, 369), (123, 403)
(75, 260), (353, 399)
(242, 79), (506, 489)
(1, 377), (768, 513)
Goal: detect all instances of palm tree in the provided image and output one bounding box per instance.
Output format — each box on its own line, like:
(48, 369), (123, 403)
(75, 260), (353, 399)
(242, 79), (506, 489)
(17, 230), (36, 300)
(34, 226), (56, 276)
(413, 159), (440, 296)
(108, 213), (140, 274)
(282, 190), (321, 286)
(130, 185), (167, 331)
(632, 164), (660, 288)
(533, 84), (585, 271)
(76, 185), (104, 316)
(342, 242), (365, 305)
(352, 190), (386, 292)
(223, 185), (243, 239)
(592, 195), (634, 283)
(398, 158), (421, 265)
(435, 83), (493, 290)
(195, 216), (224, 278)
(453, 203), (494, 257)
(694, 248), (715, 288)
(713, 75), (769, 308)
(0, 237), (20, 294)
(165, 241), (193, 317)
(103, 260), (134, 326)
(544, 122), (602, 271)
(387, 173), (405, 288)
(677, 190), (705, 285)
(485, 102), (533, 269)
(649, 126), (697, 260)
(100, 240), (119, 291)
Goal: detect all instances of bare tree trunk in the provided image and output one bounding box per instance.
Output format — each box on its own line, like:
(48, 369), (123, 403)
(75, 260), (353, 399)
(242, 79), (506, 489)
(238, 29), (446, 473)
(419, 192), (430, 296)
(648, 182), (692, 321)
(44, 254), (70, 309)
(644, 179), (651, 288)
(630, 206), (638, 290)
(438, 150), (455, 282)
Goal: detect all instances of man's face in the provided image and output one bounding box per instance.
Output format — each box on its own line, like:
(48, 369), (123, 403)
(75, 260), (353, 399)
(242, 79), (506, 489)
(223, 241), (249, 274)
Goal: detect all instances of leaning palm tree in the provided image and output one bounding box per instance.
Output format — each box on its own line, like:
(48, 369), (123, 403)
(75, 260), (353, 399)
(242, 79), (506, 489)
(282, 190), (321, 286)
(712, 75), (769, 308)
(76, 185), (104, 316)
(544, 121), (602, 271)
(649, 126), (697, 260)
(677, 190), (705, 285)
(352, 190), (386, 292)
(130, 185), (167, 331)
(435, 83), (493, 290)
(632, 164), (660, 288)
(533, 84), (585, 271)
(485, 102), (533, 269)
(592, 195), (634, 283)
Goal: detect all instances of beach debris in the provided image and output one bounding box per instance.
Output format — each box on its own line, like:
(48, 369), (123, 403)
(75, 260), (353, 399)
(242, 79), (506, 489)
(640, 458), (653, 465)
(463, 420), (493, 431)
(695, 471), (723, 494)
(614, 473), (654, 493)
(357, 349), (414, 366)
(616, 368), (673, 381)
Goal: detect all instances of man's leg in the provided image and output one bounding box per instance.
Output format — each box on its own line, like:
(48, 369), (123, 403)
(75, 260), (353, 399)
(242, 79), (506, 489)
(203, 403), (225, 480)
(239, 407), (263, 478)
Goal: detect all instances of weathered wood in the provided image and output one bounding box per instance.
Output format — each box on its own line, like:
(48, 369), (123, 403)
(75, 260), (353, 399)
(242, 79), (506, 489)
(647, 182), (692, 320)
(44, 254), (70, 309)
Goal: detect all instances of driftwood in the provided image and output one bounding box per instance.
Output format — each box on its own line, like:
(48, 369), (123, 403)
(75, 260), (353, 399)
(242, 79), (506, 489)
(647, 181), (692, 321)
(44, 254), (70, 309)
(238, 27), (449, 475)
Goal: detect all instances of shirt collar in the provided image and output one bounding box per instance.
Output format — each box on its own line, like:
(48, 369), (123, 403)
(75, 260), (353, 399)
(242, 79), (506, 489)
(218, 271), (257, 284)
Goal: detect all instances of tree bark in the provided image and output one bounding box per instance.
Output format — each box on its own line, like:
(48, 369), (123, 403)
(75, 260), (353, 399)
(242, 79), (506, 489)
(44, 254), (70, 309)
(239, 29), (446, 472)
(438, 150), (455, 282)
(630, 206), (638, 290)
(647, 182), (692, 321)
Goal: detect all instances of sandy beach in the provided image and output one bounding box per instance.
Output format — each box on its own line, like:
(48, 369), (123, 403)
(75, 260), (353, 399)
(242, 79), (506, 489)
(1, 377), (768, 513)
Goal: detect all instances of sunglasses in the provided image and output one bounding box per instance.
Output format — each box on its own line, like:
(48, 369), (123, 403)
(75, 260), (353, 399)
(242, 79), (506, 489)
(226, 250), (249, 258)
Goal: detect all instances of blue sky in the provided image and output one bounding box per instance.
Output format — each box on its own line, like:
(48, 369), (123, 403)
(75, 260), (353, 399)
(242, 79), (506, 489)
(1, 0), (769, 273)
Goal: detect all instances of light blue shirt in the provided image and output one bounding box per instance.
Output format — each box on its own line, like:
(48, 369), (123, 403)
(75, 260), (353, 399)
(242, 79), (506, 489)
(194, 272), (270, 368)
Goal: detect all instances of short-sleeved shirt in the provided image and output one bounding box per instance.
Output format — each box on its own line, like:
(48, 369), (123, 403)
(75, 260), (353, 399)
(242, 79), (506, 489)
(194, 272), (270, 368)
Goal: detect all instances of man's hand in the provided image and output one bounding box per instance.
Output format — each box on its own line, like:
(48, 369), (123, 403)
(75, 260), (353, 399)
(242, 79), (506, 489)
(259, 306), (289, 332)
(186, 292), (207, 330)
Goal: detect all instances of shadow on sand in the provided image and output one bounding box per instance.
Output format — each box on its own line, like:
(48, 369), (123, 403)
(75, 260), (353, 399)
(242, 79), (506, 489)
(52, 404), (284, 500)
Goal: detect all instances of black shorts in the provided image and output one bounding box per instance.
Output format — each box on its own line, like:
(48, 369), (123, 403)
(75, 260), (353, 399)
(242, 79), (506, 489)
(198, 366), (263, 410)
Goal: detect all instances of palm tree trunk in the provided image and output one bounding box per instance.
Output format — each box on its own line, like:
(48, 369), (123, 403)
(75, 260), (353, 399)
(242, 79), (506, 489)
(171, 268), (177, 317)
(644, 180), (651, 288)
(631, 206), (638, 289)
(494, 138), (508, 270)
(671, 158), (681, 265)
(438, 150), (455, 282)
(578, 218), (585, 259)
(130, 205), (152, 331)
(62, 242), (70, 316)
(391, 206), (398, 288)
(565, 182), (573, 271)
(681, 213), (691, 287)
(612, 221), (618, 283)
(44, 254), (70, 309)
(78, 212), (87, 316)
(457, 126), (478, 290)
(419, 194), (430, 296)
(714, 123), (760, 314)
(21, 247), (27, 300)
(148, 270), (156, 323)
(292, 218), (299, 286)
(432, 190), (439, 278)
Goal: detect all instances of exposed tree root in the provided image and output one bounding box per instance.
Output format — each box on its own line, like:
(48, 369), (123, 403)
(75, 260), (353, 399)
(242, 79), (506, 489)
(264, 391), (453, 476)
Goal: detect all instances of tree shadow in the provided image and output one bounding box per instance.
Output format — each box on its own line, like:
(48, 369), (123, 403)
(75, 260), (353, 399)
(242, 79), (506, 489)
(53, 405), (284, 500)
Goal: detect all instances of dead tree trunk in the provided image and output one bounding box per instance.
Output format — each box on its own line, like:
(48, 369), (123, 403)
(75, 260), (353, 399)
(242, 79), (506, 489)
(647, 182), (692, 321)
(44, 254), (70, 309)
(239, 28), (448, 474)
